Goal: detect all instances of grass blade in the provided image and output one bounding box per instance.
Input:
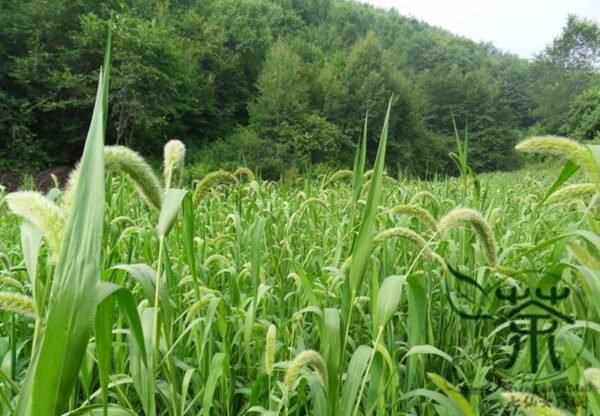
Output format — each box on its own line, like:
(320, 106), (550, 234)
(16, 37), (110, 415)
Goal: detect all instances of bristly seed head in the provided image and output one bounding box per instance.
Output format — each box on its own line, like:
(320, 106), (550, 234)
(545, 183), (599, 205)
(192, 170), (238, 206)
(373, 227), (440, 263)
(5, 191), (65, 256)
(284, 349), (327, 389)
(0, 291), (37, 319)
(64, 146), (164, 211)
(233, 167), (255, 182)
(265, 324), (276, 376)
(438, 207), (497, 266)
(163, 139), (186, 190)
(515, 136), (600, 184)
(386, 204), (439, 232)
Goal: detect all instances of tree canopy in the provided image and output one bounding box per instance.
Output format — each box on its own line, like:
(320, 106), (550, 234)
(1, 1), (599, 178)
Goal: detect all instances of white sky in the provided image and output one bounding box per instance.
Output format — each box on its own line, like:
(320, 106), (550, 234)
(361, 0), (600, 59)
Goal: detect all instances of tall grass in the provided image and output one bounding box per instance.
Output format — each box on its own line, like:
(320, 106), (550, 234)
(0, 57), (599, 415)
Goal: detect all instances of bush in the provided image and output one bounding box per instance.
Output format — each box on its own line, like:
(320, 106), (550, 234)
(198, 127), (289, 180)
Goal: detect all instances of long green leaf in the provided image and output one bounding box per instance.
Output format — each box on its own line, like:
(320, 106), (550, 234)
(339, 345), (373, 416)
(347, 98), (392, 303)
(157, 188), (188, 238)
(539, 160), (580, 205)
(16, 37), (110, 415)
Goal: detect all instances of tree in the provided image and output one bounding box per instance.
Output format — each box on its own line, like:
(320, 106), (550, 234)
(419, 64), (519, 171)
(530, 15), (600, 132)
(249, 40), (309, 130)
(563, 85), (600, 141)
(541, 14), (600, 71)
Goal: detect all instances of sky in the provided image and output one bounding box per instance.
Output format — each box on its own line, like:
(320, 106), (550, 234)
(361, 0), (600, 60)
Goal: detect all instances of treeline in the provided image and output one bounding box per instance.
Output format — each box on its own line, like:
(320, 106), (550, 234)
(1, 0), (599, 178)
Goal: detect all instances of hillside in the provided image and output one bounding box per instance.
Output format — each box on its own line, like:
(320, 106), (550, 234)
(1, 0), (598, 178)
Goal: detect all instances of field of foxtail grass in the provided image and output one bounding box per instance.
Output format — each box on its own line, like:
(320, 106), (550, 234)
(1, 41), (600, 416)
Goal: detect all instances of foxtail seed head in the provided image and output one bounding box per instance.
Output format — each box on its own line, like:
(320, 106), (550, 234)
(545, 183), (599, 205)
(386, 204), (439, 232)
(265, 324), (276, 376)
(0, 291), (36, 319)
(163, 139), (186, 190)
(192, 170), (238, 206)
(500, 392), (563, 416)
(105, 146), (163, 210)
(373, 227), (440, 263)
(233, 167), (255, 182)
(516, 136), (600, 184)
(284, 349), (327, 388)
(409, 191), (440, 210)
(64, 146), (163, 211)
(326, 169), (353, 184)
(438, 207), (497, 266)
(5, 191), (65, 256)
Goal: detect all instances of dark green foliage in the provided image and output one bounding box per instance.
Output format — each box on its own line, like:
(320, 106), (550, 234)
(530, 15), (600, 133)
(563, 85), (600, 141)
(1, 0), (596, 177)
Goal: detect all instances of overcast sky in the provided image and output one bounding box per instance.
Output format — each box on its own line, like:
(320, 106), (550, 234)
(361, 0), (600, 59)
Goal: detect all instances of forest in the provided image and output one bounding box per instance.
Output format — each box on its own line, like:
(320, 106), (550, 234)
(1, 0), (599, 179)
(4, 2), (600, 415)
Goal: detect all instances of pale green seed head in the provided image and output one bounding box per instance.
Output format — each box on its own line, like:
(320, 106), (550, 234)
(373, 226), (438, 262)
(545, 183), (599, 205)
(5, 191), (65, 256)
(163, 139), (186, 190)
(386, 204), (439, 232)
(265, 324), (276, 376)
(192, 170), (238, 206)
(409, 191), (440, 210)
(438, 207), (497, 266)
(233, 167), (255, 182)
(284, 349), (327, 389)
(0, 291), (36, 319)
(105, 146), (163, 210)
(516, 136), (600, 184)
(326, 169), (353, 184)
(64, 146), (163, 211)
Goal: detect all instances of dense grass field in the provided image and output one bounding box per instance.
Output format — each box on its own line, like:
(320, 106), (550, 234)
(1, 52), (600, 416)
(1, 149), (600, 415)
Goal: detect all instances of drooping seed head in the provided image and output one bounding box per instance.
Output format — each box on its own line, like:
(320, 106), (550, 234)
(326, 169), (353, 184)
(438, 207), (497, 266)
(63, 146), (163, 211)
(163, 139), (186, 190)
(340, 255), (352, 273)
(373, 227), (440, 263)
(516, 136), (600, 184)
(233, 167), (255, 182)
(5, 191), (65, 256)
(284, 349), (327, 389)
(192, 170), (238, 206)
(300, 197), (329, 211)
(409, 191), (440, 210)
(545, 183), (599, 205)
(386, 204), (439, 232)
(105, 146), (163, 210)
